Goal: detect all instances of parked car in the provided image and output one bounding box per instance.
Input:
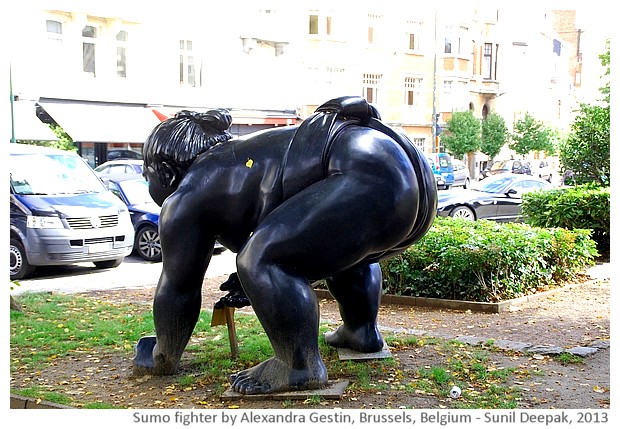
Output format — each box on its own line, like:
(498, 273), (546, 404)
(426, 157), (447, 189)
(94, 159), (144, 176)
(107, 149), (143, 160)
(103, 174), (225, 261)
(436, 173), (552, 222)
(451, 159), (471, 188)
(487, 159), (532, 176)
(9, 144), (134, 280)
(104, 174), (162, 262)
(428, 152), (454, 188)
(531, 160), (553, 183)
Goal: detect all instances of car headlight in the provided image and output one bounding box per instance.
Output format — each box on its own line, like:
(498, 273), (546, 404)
(26, 215), (64, 229)
(118, 208), (133, 227)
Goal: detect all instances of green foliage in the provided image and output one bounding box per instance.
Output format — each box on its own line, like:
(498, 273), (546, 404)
(521, 184), (610, 253)
(480, 111), (508, 160)
(17, 125), (77, 152)
(509, 112), (554, 156)
(380, 217), (597, 302)
(441, 110), (481, 159)
(559, 103), (610, 186)
(598, 39), (610, 105)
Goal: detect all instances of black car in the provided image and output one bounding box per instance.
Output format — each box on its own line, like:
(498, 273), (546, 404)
(436, 173), (552, 222)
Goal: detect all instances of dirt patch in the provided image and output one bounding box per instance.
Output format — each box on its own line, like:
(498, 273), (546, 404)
(10, 269), (610, 410)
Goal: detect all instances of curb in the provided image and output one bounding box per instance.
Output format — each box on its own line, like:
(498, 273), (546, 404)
(10, 394), (73, 409)
(315, 279), (600, 314)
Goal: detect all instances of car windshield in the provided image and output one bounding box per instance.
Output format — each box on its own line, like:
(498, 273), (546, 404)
(10, 153), (106, 195)
(117, 179), (154, 205)
(471, 175), (513, 193)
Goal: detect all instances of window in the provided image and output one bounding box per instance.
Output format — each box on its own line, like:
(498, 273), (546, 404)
(308, 11), (333, 36)
(116, 31), (128, 78)
(441, 79), (468, 111)
(444, 25), (468, 55)
(442, 79), (453, 109)
(46, 20), (62, 45)
(404, 76), (423, 108)
(405, 20), (422, 51)
(45, 19), (64, 61)
(325, 67), (345, 87)
(367, 14), (383, 44)
(82, 25), (97, 75)
(307, 66), (345, 98)
(309, 14), (319, 35)
(483, 43), (493, 79)
(410, 137), (425, 151)
(179, 39), (199, 87)
(362, 73), (382, 103)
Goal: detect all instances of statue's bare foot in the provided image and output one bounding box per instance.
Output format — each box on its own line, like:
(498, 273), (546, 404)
(230, 357), (328, 394)
(324, 324), (384, 353)
(132, 336), (177, 376)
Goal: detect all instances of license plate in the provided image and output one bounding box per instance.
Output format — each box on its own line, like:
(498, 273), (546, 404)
(87, 243), (111, 254)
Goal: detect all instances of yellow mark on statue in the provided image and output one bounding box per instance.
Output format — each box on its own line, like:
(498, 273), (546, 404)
(246, 159), (254, 168)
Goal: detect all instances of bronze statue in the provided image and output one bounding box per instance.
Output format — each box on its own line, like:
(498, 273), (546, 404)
(133, 96), (437, 394)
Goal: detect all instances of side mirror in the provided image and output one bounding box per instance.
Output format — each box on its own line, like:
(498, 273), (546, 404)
(506, 189), (518, 196)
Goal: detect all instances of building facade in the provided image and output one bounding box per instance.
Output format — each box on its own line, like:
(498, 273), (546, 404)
(8, 1), (607, 172)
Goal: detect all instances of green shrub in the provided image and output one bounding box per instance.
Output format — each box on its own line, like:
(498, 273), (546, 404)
(521, 184), (609, 232)
(521, 184), (610, 252)
(380, 217), (597, 302)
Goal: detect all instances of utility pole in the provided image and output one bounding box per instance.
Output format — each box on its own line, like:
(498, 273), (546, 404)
(10, 63), (16, 143)
(431, 10), (437, 153)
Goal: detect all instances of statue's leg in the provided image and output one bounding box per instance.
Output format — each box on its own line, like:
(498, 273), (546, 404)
(234, 242), (328, 395)
(231, 132), (419, 393)
(323, 263), (384, 353)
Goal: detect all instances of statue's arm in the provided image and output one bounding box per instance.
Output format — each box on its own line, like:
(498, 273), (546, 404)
(134, 190), (215, 375)
(157, 191), (215, 291)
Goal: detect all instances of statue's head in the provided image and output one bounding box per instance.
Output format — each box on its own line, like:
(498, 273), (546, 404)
(142, 109), (232, 205)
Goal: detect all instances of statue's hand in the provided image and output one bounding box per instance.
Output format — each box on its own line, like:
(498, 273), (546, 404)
(214, 291), (251, 309)
(215, 272), (251, 308)
(219, 272), (241, 291)
(133, 336), (156, 375)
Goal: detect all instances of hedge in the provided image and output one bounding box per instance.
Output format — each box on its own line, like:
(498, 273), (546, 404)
(521, 184), (610, 252)
(379, 217), (598, 303)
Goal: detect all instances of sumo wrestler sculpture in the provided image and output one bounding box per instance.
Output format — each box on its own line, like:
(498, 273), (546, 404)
(133, 96), (437, 394)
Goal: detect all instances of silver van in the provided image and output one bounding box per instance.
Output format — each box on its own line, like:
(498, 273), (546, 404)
(9, 144), (135, 280)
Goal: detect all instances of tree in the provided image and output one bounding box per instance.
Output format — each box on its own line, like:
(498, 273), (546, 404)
(558, 40), (610, 187)
(18, 125), (77, 152)
(598, 39), (610, 105)
(441, 110), (481, 159)
(559, 103), (610, 186)
(509, 112), (554, 156)
(480, 111), (508, 160)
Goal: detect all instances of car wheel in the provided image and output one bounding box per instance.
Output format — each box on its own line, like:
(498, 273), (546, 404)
(10, 238), (36, 280)
(450, 205), (475, 221)
(463, 178), (470, 189)
(94, 257), (124, 269)
(135, 224), (162, 262)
